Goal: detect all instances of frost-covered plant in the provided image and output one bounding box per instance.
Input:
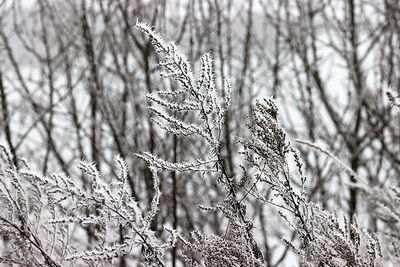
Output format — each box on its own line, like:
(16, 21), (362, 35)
(306, 206), (383, 266)
(0, 145), (171, 266)
(239, 98), (313, 248)
(238, 89), (398, 267)
(239, 98), (385, 265)
(135, 22), (264, 266)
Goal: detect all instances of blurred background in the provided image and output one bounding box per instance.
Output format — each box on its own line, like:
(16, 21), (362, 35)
(0, 0), (399, 265)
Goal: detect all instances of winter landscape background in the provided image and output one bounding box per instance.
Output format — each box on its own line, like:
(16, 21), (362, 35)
(0, 0), (399, 266)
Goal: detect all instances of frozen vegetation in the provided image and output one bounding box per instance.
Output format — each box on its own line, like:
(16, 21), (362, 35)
(0, 1), (399, 266)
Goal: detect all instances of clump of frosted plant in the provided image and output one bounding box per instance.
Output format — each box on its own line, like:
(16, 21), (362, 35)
(0, 145), (171, 266)
(0, 145), (67, 266)
(351, 182), (400, 264)
(135, 22), (264, 265)
(180, 202), (264, 266)
(238, 96), (389, 266)
(293, 140), (400, 265)
(304, 205), (383, 266)
(239, 98), (314, 252)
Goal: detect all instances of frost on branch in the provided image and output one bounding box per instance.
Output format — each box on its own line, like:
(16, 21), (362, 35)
(135, 152), (217, 173)
(0, 146), (171, 266)
(135, 22), (231, 155)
